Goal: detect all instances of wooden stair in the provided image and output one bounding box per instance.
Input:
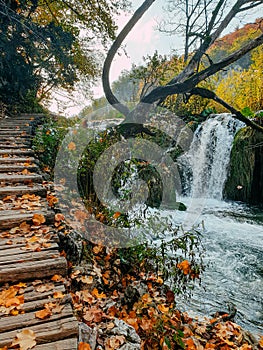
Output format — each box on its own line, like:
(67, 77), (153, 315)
(0, 115), (78, 349)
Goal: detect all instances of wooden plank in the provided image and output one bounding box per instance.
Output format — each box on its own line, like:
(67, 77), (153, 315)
(0, 316), (78, 347)
(0, 149), (33, 155)
(0, 248), (60, 264)
(0, 143), (30, 149)
(33, 338), (78, 350)
(0, 185), (46, 198)
(0, 236), (58, 249)
(0, 157), (36, 164)
(0, 164), (38, 172)
(0, 210), (54, 229)
(0, 256), (67, 283)
(0, 174), (42, 183)
(0, 304), (73, 333)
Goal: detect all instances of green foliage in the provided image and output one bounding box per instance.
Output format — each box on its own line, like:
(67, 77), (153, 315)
(33, 115), (79, 174)
(115, 221), (204, 295)
(0, 0), (129, 114)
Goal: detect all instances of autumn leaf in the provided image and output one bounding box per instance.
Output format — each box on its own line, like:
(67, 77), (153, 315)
(78, 343), (91, 350)
(35, 308), (52, 319)
(11, 329), (36, 350)
(53, 291), (65, 299)
(91, 288), (106, 299)
(113, 211), (121, 219)
(19, 221), (31, 233)
(157, 304), (169, 313)
(105, 335), (125, 350)
(55, 213), (65, 222)
(177, 260), (191, 275)
(32, 213), (46, 226)
(67, 141), (76, 151)
(51, 274), (63, 282)
(259, 336), (263, 348)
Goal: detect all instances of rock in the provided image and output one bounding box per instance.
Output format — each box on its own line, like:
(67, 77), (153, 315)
(110, 319), (141, 345)
(78, 322), (97, 350)
(58, 229), (83, 264)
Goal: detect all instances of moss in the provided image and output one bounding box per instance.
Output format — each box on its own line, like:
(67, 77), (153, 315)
(224, 127), (263, 204)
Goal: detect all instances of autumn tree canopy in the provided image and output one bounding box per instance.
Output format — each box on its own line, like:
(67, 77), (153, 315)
(103, 0), (263, 132)
(0, 0), (129, 114)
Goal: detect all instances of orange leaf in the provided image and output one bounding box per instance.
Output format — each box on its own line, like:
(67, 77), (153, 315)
(78, 343), (91, 350)
(157, 304), (169, 313)
(35, 308), (52, 319)
(91, 288), (106, 299)
(51, 274), (63, 282)
(113, 211), (121, 219)
(55, 213), (65, 222)
(53, 291), (65, 299)
(32, 213), (46, 226)
(11, 329), (36, 350)
(259, 336), (263, 348)
(67, 141), (76, 151)
(177, 260), (191, 275)
(20, 221), (31, 233)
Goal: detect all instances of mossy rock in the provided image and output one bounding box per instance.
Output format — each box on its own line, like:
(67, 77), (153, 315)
(224, 127), (263, 204)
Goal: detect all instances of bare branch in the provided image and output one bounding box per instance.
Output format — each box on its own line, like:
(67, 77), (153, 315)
(102, 0), (156, 116)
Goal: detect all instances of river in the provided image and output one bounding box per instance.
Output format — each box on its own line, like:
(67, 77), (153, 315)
(81, 114), (263, 336)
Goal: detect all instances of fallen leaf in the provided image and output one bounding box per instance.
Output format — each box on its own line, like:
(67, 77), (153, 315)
(78, 342), (91, 350)
(177, 260), (191, 275)
(53, 291), (65, 299)
(32, 213), (46, 226)
(91, 288), (106, 299)
(11, 329), (36, 350)
(68, 141), (76, 151)
(35, 308), (52, 319)
(113, 211), (121, 219)
(51, 274), (63, 282)
(55, 213), (64, 222)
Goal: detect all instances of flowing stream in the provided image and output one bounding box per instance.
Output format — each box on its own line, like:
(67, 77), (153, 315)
(84, 114), (263, 336)
(174, 114), (263, 336)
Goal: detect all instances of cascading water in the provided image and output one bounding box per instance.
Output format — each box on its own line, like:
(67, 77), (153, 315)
(179, 113), (244, 199)
(175, 114), (263, 337)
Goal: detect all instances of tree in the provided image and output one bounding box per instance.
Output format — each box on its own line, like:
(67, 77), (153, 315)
(102, 0), (263, 132)
(0, 0), (129, 114)
(159, 0), (219, 62)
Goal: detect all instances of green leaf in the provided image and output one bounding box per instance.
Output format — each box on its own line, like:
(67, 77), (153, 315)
(241, 107), (254, 118)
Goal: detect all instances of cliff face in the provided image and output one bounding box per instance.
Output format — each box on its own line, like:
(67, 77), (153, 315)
(224, 127), (263, 204)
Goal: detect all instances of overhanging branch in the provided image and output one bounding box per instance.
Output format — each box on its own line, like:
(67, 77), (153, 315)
(190, 87), (263, 132)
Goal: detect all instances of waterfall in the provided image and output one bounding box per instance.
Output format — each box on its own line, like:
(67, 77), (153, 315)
(179, 114), (244, 199)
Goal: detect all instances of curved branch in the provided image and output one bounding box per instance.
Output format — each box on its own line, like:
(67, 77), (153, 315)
(141, 33), (263, 104)
(190, 87), (263, 132)
(102, 0), (156, 117)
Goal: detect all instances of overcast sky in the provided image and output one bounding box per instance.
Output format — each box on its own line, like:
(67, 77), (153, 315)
(48, 0), (262, 116)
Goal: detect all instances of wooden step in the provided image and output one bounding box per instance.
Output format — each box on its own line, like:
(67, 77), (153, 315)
(0, 164), (38, 172)
(0, 157), (36, 164)
(0, 209), (54, 229)
(0, 253), (66, 283)
(0, 144), (30, 149)
(0, 184), (46, 198)
(0, 161), (38, 173)
(0, 173), (42, 183)
(0, 149), (34, 156)
(0, 130), (30, 135)
(0, 280), (78, 348)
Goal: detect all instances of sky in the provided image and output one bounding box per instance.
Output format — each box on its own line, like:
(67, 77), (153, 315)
(47, 0), (262, 116)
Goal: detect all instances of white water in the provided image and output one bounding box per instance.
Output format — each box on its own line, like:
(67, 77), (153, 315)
(179, 114), (244, 199)
(174, 115), (263, 336)
(83, 115), (263, 336)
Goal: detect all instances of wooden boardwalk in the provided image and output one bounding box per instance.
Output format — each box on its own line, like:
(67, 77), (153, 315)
(0, 115), (78, 349)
